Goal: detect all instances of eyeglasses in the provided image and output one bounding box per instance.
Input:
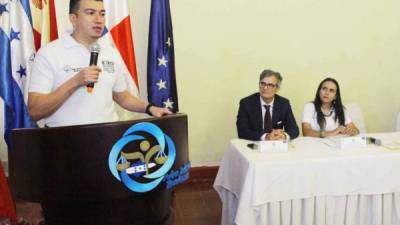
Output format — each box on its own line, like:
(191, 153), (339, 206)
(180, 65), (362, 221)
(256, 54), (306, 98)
(259, 82), (278, 89)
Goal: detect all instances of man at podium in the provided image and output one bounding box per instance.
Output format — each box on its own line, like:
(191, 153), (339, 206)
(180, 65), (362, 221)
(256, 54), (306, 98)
(22, 0), (172, 224)
(27, 0), (171, 128)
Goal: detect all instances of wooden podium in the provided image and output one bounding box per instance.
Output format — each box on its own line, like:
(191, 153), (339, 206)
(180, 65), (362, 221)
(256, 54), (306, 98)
(9, 114), (189, 225)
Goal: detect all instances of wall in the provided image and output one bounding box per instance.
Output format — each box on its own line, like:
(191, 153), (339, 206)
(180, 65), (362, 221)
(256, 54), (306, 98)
(1, 0), (400, 165)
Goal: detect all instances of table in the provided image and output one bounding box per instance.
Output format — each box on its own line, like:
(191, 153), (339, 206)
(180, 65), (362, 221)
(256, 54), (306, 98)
(214, 133), (400, 225)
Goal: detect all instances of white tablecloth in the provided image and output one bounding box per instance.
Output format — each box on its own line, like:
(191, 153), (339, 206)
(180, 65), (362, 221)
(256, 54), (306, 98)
(214, 133), (400, 225)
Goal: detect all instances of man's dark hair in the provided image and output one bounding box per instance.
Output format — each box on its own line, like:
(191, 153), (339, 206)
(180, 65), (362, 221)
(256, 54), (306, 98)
(69, 0), (103, 14)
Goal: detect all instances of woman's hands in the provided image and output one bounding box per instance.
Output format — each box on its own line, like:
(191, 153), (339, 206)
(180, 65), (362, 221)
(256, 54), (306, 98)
(331, 123), (359, 136)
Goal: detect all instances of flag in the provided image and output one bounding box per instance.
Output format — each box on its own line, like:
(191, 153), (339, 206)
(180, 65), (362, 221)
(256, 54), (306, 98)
(0, 162), (16, 224)
(30, 0), (59, 50)
(147, 0), (179, 112)
(0, 0), (36, 223)
(0, 0), (36, 147)
(103, 0), (139, 96)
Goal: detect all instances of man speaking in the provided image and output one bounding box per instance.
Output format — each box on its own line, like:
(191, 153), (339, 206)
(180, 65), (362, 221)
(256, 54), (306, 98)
(28, 0), (170, 127)
(26, 0), (171, 224)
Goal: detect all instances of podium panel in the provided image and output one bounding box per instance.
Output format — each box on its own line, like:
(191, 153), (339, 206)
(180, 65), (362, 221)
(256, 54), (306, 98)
(10, 114), (189, 225)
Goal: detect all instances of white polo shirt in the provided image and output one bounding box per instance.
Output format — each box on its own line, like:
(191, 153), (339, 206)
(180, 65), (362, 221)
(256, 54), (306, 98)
(29, 34), (127, 127)
(302, 102), (352, 132)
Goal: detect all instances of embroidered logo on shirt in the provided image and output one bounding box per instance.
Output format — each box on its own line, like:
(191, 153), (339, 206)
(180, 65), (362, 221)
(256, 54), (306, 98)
(102, 60), (115, 73)
(63, 65), (82, 73)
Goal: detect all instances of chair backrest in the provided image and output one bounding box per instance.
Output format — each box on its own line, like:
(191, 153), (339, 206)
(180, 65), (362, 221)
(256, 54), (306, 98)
(396, 112), (400, 132)
(345, 103), (366, 134)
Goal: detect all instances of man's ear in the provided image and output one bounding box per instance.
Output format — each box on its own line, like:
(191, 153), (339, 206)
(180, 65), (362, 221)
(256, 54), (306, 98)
(69, 14), (77, 29)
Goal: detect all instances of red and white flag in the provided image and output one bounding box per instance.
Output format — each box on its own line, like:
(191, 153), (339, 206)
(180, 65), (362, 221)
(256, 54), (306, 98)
(103, 0), (139, 96)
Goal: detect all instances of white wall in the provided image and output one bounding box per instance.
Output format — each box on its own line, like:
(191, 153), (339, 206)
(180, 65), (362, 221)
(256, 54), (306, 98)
(2, 0), (400, 165)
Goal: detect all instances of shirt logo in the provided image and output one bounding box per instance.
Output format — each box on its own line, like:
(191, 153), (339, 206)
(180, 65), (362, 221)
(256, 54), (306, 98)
(63, 65), (82, 73)
(102, 60), (115, 73)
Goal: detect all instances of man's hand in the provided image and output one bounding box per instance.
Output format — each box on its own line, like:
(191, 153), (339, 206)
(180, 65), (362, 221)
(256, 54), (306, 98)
(72, 66), (102, 87)
(266, 129), (286, 140)
(149, 106), (173, 118)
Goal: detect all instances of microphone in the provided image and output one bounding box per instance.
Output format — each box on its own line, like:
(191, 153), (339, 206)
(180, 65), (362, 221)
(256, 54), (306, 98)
(247, 143), (258, 150)
(367, 137), (382, 146)
(87, 43), (100, 93)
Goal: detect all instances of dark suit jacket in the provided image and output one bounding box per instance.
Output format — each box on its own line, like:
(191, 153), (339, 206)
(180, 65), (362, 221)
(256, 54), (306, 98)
(236, 93), (299, 141)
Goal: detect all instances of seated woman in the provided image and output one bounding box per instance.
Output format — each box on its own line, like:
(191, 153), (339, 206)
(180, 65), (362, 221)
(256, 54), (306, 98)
(302, 77), (359, 138)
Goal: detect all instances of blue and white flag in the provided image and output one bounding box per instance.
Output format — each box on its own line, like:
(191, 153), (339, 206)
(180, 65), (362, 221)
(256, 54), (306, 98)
(0, 0), (36, 148)
(147, 0), (179, 112)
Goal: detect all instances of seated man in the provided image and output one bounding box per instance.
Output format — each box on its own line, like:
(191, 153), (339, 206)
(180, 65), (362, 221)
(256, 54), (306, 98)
(236, 69), (299, 141)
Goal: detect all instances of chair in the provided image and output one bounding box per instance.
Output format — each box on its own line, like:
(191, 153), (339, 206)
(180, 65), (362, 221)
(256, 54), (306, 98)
(345, 103), (366, 134)
(396, 112), (400, 132)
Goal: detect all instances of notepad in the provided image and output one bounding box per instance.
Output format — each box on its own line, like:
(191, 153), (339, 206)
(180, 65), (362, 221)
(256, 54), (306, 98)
(258, 140), (289, 153)
(320, 136), (367, 149)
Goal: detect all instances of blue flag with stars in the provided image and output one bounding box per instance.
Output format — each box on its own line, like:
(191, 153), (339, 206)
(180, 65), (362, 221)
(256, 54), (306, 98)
(147, 0), (179, 112)
(0, 0), (36, 148)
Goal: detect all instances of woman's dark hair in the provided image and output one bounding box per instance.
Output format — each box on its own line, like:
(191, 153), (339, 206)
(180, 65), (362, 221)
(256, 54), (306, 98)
(313, 77), (345, 130)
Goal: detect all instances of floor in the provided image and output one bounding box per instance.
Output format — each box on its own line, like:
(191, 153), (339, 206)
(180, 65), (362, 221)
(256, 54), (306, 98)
(0, 179), (222, 225)
(173, 179), (222, 225)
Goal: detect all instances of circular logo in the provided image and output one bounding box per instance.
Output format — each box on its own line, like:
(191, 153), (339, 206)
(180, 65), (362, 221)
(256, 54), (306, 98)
(108, 122), (176, 193)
